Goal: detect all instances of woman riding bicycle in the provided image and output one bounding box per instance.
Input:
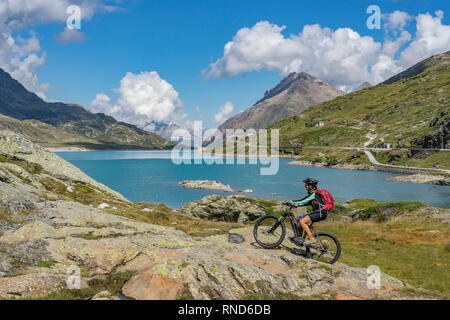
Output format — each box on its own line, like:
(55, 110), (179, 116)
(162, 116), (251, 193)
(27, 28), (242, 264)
(284, 178), (328, 246)
(254, 180), (340, 263)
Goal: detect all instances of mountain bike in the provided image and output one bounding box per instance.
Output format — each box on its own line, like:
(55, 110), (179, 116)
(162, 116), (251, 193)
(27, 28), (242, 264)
(253, 203), (341, 264)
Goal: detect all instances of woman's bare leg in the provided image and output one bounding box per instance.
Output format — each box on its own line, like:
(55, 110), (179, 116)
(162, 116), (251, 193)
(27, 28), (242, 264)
(299, 216), (313, 238)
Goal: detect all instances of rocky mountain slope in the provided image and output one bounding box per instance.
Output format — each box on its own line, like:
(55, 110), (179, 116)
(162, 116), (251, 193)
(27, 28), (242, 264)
(218, 72), (344, 131)
(0, 68), (171, 150)
(0, 131), (446, 300)
(383, 51), (449, 84)
(271, 51), (449, 151)
(0, 130), (125, 201)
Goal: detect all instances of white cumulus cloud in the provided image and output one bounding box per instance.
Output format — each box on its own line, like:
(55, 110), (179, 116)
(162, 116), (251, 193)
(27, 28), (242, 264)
(89, 71), (186, 128)
(399, 10), (450, 67)
(204, 10), (450, 88)
(213, 102), (234, 124)
(383, 10), (413, 32)
(382, 30), (412, 57)
(0, 31), (49, 99)
(0, 0), (117, 99)
(204, 21), (381, 88)
(0, 0), (114, 29)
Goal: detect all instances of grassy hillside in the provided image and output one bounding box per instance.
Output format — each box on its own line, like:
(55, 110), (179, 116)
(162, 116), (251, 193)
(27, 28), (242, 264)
(0, 113), (173, 150)
(271, 67), (449, 149)
(373, 149), (450, 168)
(0, 68), (172, 150)
(0, 114), (103, 149)
(383, 50), (449, 84)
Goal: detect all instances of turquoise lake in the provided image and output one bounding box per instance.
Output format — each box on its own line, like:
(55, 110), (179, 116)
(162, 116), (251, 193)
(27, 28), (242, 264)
(56, 151), (450, 209)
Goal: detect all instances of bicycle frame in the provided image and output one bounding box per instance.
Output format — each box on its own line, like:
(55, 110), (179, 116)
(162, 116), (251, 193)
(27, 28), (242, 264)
(276, 208), (325, 250)
(273, 208), (303, 237)
(258, 207), (339, 263)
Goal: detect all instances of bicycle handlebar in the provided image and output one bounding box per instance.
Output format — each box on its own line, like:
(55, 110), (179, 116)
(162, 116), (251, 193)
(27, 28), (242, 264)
(283, 201), (297, 208)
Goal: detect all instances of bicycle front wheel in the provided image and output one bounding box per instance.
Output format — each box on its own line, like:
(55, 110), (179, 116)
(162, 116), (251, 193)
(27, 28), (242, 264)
(310, 232), (341, 264)
(253, 215), (286, 249)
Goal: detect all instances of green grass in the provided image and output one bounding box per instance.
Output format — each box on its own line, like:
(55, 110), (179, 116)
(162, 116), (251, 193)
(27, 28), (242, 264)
(354, 200), (425, 213)
(374, 150), (449, 170)
(74, 184), (95, 193)
(0, 155), (43, 174)
(27, 271), (136, 300)
(375, 150), (411, 166)
(294, 148), (373, 167)
(409, 152), (450, 170)
(339, 200), (426, 223)
(345, 198), (379, 210)
(37, 260), (54, 268)
(40, 178), (68, 196)
(0, 207), (35, 224)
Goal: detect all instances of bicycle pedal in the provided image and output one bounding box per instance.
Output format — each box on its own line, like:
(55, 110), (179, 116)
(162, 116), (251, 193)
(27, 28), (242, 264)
(289, 236), (304, 247)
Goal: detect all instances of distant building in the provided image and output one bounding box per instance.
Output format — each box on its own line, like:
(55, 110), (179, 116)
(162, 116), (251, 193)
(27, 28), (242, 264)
(305, 120), (325, 128)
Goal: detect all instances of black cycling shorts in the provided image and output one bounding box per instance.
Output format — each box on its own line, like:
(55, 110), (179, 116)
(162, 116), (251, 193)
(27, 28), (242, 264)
(308, 210), (327, 223)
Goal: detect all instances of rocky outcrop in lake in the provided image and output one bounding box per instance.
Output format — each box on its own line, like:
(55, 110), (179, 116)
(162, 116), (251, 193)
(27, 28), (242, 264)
(179, 180), (253, 193)
(386, 174), (450, 186)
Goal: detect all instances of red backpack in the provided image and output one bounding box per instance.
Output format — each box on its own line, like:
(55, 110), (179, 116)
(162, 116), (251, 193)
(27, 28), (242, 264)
(313, 189), (334, 211)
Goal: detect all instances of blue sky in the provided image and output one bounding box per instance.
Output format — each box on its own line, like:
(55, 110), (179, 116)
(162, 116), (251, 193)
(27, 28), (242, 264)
(2, 0), (449, 129)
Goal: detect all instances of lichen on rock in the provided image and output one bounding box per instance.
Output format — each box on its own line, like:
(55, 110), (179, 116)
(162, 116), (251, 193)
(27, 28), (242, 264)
(179, 195), (276, 223)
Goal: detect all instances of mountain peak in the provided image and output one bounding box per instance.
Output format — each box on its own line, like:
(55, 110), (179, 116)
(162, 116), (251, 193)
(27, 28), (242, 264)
(219, 72), (344, 131)
(255, 71), (323, 106)
(285, 71), (313, 80)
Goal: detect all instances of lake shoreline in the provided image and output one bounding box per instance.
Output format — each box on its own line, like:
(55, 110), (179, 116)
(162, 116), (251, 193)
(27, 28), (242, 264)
(288, 159), (376, 171)
(55, 150), (449, 208)
(46, 147), (91, 152)
(288, 160), (450, 186)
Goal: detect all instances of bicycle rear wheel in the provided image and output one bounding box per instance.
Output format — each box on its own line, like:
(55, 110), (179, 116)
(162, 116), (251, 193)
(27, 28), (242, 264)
(253, 215), (286, 249)
(310, 232), (341, 264)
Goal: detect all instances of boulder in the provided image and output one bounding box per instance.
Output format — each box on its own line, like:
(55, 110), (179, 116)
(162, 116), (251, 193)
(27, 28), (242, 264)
(91, 290), (112, 300)
(98, 203), (111, 209)
(178, 180), (234, 192)
(179, 195), (268, 223)
(178, 180), (254, 194)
